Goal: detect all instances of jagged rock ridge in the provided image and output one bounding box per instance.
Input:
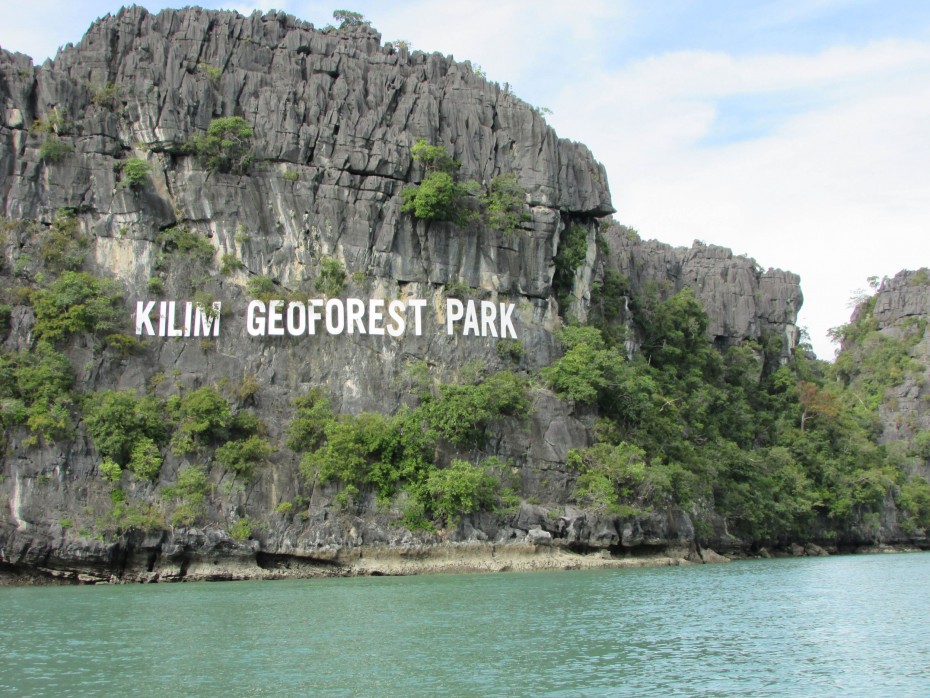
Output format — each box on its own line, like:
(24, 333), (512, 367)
(0, 6), (811, 582)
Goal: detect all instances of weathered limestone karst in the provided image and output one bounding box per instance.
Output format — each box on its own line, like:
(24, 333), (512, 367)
(0, 7), (809, 581)
(852, 269), (930, 457)
(596, 224), (802, 354)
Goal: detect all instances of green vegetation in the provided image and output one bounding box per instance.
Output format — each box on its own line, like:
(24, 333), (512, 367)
(496, 338), (525, 363)
(400, 141), (529, 232)
(198, 63), (222, 85)
(215, 434), (274, 479)
(38, 211), (88, 273)
(30, 271), (124, 343)
(83, 390), (166, 466)
(288, 370), (527, 523)
(89, 82), (121, 110)
(228, 517), (258, 540)
(98, 501), (165, 535)
(483, 173), (531, 233)
(120, 158), (151, 189)
(333, 10), (368, 27)
(39, 136), (72, 163)
(402, 170), (459, 221)
(425, 458), (499, 524)
(163, 465), (210, 527)
(536, 263), (930, 543)
(315, 258), (347, 297)
(552, 224), (589, 313)
(220, 253), (244, 275)
(246, 275), (278, 301)
(191, 116), (254, 174)
(0, 343), (74, 442)
(169, 385), (233, 454)
(156, 225), (214, 264)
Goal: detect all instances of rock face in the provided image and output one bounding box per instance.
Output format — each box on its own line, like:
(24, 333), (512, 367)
(597, 226), (802, 354)
(856, 269), (930, 462)
(0, 7), (806, 581)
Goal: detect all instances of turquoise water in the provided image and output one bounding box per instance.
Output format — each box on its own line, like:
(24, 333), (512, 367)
(2, 553), (929, 696)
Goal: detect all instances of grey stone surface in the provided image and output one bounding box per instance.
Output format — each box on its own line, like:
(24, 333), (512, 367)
(0, 8), (820, 580)
(599, 224), (803, 355)
(855, 269), (930, 461)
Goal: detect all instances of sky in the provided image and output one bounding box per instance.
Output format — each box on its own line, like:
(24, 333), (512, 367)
(2, 1), (929, 359)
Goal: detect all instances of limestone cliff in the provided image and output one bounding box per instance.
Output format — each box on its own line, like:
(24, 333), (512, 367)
(846, 269), (930, 471)
(0, 7), (812, 582)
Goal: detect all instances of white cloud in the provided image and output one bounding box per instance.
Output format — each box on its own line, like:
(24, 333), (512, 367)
(548, 40), (930, 358)
(363, 0), (627, 89)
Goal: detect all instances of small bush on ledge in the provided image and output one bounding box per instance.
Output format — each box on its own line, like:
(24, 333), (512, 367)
(191, 116), (254, 174)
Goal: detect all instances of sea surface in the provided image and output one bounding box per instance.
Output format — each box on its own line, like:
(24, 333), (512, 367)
(1, 552), (929, 696)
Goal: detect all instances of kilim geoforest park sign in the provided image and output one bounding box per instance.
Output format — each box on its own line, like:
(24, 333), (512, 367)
(135, 298), (519, 339)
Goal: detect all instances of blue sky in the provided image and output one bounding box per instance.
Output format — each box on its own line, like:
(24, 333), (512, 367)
(2, 0), (929, 359)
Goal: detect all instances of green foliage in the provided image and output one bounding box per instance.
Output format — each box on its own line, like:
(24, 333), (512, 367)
(169, 386), (233, 454)
(401, 141), (529, 231)
(127, 437), (163, 481)
(120, 158), (150, 189)
(191, 116), (254, 174)
(99, 458), (122, 483)
(228, 517), (258, 541)
(287, 389), (334, 452)
(98, 501), (165, 535)
(589, 270), (629, 346)
(410, 138), (460, 174)
(483, 173), (530, 233)
(89, 82), (121, 109)
(282, 168), (299, 182)
(274, 501), (294, 515)
(214, 435), (274, 479)
(333, 9), (368, 27)
(199, 63), (222, 85)
(401, 141), (478, 224)
(424, 458), (498, 524)
(300, 412), (394, 489)
(553, 224), (589, 312)
(423, 370), (529, 446)
(568, 442), (678, 514)
(315, 258), (347, 297)
(288, 371), (525, 519)
(83, 390), (166, 465)
(156, 225), (214, 263)
(38, 210), (88, 273)
(163, 465), (209, 527)
(0, 343), (74, 442)
(542, 325), (634, 406)
(246, 275), (278, 301)
(908, 268), (929, 286)
(536, 266), (930, 544)
(898, 476), (930, 532)
(39, 136), (72, 163)
(496, 338), (525, 363)
(402, 171), (457, 221)
(634, 287), (710, 373)
(32, 271), (123, 342)
(30, 108), (68, 135)
(147, 277), (165, 295)
(220, 253), (244, 275)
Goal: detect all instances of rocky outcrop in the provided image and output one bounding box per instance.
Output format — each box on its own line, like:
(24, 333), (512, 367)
(0, 7), (811, 582)
(598, 225), (802, 354)
(856, 269), (930, 459)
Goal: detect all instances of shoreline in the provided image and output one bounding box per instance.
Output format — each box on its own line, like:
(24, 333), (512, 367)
(2, 540), (927, 586)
